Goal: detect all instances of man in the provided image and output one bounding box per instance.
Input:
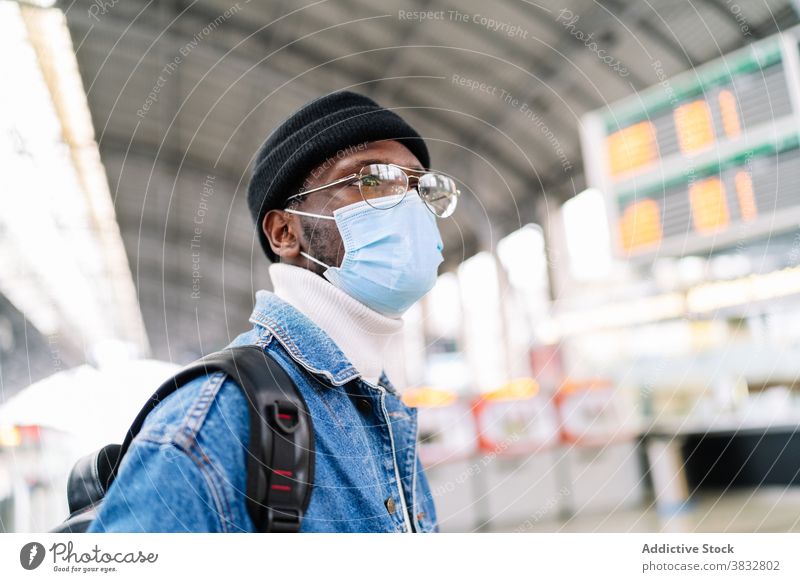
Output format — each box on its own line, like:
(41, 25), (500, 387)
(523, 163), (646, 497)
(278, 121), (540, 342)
(88, 91), (460, 532)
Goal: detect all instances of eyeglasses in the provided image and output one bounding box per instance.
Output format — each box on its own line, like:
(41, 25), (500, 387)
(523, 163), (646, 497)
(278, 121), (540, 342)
(284, 163), (460, 218)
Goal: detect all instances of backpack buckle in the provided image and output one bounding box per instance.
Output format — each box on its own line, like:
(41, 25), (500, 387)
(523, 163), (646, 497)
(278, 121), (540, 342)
(266, 507), (302, 532)
(269, 400), (300, 434)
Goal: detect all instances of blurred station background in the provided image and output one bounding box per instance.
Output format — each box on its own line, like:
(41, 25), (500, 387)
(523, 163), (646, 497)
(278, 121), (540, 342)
(3, 0), (800, 533)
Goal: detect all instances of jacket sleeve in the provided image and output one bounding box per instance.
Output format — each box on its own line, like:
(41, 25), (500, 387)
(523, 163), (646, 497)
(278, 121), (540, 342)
(86, 437), (225, 532)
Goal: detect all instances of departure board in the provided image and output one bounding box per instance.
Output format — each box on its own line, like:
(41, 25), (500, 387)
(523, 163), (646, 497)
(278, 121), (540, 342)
(581, 27), (800, 260)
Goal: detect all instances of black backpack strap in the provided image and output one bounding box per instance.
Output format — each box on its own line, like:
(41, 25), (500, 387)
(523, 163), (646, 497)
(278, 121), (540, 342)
(109, 345), (314, 532)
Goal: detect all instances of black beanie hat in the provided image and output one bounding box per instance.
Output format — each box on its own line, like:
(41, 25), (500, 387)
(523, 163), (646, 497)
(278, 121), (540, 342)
(247, 91), (430, 261)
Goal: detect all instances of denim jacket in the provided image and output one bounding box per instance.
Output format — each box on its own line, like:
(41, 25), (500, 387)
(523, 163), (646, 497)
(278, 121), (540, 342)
(87, 290), (438, 533)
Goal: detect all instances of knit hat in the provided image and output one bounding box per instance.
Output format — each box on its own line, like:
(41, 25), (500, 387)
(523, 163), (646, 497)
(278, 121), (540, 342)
(247, 91), (430, 261)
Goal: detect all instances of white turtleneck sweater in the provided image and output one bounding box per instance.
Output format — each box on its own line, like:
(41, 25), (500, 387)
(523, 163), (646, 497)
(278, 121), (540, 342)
(268, 263), (406, 388)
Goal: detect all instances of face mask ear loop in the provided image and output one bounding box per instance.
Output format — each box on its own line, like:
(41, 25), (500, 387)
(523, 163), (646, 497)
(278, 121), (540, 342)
(300, 251), (332, 270)
(284, 208), (336, 220)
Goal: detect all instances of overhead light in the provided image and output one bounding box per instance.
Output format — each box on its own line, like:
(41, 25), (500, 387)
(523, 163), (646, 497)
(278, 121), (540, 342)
(562, 188), (614, 280)
(0, 2), (148, 355)
(17, 0), (57, 7)
(687, 266), (800, 312)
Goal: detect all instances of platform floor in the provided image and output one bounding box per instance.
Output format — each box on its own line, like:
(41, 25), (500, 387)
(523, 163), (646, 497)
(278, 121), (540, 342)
(493, 488), (800, 533)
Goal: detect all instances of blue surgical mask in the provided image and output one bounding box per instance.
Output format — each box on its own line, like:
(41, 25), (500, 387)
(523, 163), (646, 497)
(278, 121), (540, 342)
(285, 192), (444, 316)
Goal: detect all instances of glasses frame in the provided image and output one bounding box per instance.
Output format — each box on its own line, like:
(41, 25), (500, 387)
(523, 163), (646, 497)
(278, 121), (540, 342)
(284, 163), (460, 217)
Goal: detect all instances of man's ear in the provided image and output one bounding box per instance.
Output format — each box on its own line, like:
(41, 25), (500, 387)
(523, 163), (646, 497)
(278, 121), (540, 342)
(263, 209), (301, 259)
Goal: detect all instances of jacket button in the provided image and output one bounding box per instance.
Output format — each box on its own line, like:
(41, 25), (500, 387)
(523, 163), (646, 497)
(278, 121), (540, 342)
(356, 398), (372, 415)
(385, 497), (396, 514)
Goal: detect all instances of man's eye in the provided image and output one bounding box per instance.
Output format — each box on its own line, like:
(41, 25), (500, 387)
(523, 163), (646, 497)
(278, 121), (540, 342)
(359, 175), (381, 187)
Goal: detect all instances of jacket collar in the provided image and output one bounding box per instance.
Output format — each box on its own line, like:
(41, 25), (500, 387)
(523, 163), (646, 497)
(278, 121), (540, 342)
(249, 290), (362, 386)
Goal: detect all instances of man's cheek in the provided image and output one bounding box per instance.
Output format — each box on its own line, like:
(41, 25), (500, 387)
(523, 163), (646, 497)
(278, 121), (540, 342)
(306, 221), (343, 268)
(328, 222), (345, 268)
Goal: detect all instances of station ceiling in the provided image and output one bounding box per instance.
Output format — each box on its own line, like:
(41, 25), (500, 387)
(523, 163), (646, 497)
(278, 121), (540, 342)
(61, 0), (798, 359)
